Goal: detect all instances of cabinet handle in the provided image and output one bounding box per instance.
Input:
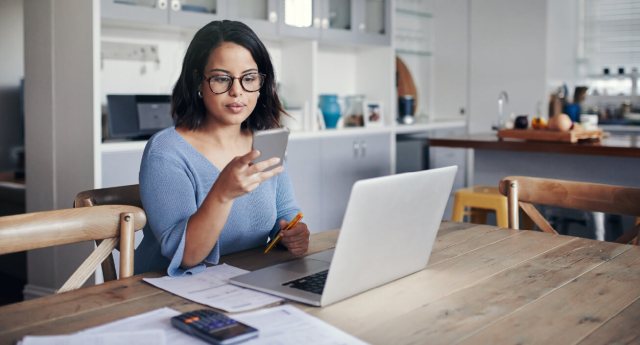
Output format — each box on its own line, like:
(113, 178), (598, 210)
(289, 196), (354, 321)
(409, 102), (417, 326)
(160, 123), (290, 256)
(321, 18), (329, 29)
(359, 23), (366, 31)
(157, 0), (167, 10)
(360, 140), (367, 157)
(353, 141), (360, 158)
(170, 0), (180, 11)
(313, 17), (321, 28)
(269, 11), (277, 23)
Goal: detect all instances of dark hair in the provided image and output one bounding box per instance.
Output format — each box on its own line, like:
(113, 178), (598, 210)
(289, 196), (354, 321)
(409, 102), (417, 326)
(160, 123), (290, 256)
(172, 20), (283, 130)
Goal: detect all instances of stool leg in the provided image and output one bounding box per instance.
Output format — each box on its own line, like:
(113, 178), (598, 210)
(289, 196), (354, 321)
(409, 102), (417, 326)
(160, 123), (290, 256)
(496, 202), (508, 228)
(452, 194), (464, 222)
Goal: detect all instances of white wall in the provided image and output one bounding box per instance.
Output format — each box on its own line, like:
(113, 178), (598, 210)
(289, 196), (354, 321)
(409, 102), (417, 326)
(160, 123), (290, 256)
(24, 0), (99, 297)
(433, 0), (469, 120)
(467, 0), (548, 133)
(0, 0), (24, 171)
(546, 0), (580, 94)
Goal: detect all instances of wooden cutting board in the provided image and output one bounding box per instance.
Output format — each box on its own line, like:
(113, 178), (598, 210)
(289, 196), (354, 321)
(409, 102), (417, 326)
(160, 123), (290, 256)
(396, 56), (418, 115)
(497, 129), (603, 143)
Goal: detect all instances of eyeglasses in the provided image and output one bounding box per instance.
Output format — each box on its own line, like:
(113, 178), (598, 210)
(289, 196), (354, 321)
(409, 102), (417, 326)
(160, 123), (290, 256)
(205, 73), (266, 94)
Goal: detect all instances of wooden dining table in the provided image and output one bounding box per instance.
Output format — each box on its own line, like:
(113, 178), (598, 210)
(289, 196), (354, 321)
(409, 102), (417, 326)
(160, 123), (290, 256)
(1, 222), (639, 345)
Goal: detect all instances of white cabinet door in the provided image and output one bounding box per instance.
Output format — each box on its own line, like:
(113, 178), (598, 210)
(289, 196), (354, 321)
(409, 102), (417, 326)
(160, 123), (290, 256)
(286, 138), (324, 232)
(354, 0), (391, 45)
(168, 0), (227, 28)
(429, 127), (467, 219)
(319, 136), (360, 231)
(279, 0), (322, 39)
(101, 0), (169, 25)
(101, 150), (144, 188)
(226, 0), (279, 40)
(320, 132), (391, 231)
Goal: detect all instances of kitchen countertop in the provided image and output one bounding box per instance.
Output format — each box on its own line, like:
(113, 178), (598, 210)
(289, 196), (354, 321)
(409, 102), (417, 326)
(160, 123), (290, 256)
(428, 132), (640, 158)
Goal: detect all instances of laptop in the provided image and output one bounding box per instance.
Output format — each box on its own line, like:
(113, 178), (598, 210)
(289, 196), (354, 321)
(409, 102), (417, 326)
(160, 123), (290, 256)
(229, 166), (458, 307)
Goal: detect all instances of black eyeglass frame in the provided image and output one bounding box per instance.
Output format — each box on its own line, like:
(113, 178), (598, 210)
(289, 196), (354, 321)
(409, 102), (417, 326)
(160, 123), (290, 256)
(205, 73), (266, 95)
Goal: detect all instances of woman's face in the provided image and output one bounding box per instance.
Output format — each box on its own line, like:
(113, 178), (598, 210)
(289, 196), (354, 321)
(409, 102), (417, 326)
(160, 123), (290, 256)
(200, 42), (261, 128)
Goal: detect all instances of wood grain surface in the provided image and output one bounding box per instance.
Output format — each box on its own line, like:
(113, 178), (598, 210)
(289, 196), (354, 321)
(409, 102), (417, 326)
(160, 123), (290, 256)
(1, 223), (639, 345)
(497, 128), (603, 143)
(428, 133), (640, 158)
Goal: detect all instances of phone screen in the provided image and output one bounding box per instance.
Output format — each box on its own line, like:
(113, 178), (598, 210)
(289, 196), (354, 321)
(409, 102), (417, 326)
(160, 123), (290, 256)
(252, 128), (289, 170)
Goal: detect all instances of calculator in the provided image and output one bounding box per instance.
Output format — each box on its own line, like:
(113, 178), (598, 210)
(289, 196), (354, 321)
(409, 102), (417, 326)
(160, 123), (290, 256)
(171, 309), (258, 345)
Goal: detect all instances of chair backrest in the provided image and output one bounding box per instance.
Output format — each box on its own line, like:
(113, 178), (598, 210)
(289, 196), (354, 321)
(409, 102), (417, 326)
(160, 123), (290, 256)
(74, 184), (141, 208)
(0, 205), (146, 293)
(498, 176), (640, 243)
(74, 184), (142, 282)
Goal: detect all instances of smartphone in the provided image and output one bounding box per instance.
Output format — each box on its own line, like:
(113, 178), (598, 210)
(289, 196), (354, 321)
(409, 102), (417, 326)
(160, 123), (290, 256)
(251, 128), (289, 171)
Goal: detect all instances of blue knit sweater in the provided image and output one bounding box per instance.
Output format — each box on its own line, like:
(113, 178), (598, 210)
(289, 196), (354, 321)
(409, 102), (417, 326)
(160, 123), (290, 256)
(134, 127), (300, 276)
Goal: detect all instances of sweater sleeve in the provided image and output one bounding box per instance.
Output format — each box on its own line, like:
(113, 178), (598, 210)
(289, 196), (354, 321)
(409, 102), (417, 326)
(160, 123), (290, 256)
(269, 167), (302, 238)
(139, 152), (212, 276)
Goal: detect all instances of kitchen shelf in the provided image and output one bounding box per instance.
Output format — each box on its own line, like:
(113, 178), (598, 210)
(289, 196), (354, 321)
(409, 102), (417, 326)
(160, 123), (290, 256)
(395, 49), (432, 57)
(395, 8), (433, 19)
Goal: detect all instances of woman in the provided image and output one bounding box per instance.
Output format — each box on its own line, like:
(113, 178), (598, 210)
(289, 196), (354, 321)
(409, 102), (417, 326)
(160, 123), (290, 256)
(135, 20), (310, 276)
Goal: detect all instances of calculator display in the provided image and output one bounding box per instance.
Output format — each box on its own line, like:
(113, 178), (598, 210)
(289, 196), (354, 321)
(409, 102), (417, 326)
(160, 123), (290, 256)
(210, 323), (257, 342)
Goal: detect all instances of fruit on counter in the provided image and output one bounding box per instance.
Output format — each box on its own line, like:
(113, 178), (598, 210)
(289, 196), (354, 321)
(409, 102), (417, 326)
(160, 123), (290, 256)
(531, 117), (548, 129)
(548, 113), (572, 132)
(514, 115), (529, 129)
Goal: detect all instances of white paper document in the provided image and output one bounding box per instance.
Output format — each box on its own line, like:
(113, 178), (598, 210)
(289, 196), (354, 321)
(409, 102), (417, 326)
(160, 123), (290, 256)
(80, 308), (201, 344)
(23, 305), (366, 345)
(234, 305), (369, 345)
(143, 264), (283, 312)
(20, 330), (165, 345)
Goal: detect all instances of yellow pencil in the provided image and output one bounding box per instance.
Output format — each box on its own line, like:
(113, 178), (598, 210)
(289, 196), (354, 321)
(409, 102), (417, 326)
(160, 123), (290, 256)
(264, 212), (303, 254)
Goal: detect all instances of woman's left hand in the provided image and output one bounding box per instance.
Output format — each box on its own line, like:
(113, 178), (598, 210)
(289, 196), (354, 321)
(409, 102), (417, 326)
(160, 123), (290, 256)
(279, 220), (310, 256)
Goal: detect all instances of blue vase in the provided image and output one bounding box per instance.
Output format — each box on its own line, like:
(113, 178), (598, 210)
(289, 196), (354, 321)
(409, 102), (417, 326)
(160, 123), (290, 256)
(319, 94), (341, 129)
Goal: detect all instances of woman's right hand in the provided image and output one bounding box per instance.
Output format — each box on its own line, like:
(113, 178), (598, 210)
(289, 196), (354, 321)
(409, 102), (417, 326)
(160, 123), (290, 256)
(211, 150), (284, 203)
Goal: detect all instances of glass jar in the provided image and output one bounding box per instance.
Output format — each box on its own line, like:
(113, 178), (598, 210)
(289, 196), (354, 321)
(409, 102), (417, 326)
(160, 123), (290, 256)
(343, 95), (365, 127)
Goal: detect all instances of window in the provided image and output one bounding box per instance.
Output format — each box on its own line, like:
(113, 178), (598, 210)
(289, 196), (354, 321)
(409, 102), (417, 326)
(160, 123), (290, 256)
(580, 0), (640, 76)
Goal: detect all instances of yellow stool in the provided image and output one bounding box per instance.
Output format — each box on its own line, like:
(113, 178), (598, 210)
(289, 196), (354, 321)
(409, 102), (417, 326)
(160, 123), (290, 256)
(452, 186), (508, 228)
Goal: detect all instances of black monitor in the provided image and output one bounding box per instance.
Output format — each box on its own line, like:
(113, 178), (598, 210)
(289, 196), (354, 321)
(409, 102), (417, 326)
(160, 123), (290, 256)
(106, 94), (173, 141)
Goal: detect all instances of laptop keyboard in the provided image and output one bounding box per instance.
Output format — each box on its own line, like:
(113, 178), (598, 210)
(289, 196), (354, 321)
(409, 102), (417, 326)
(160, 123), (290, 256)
(282, 270), (329, 295)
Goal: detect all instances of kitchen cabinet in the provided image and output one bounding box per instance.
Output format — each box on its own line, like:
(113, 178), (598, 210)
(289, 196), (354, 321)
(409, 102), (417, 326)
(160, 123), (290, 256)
(167, 0), (227, 29)
(428, 126), (467, 219)
(286, 132), (392, 232)
(320, 132), (391, 230)
(354, 0), (391, 45)
(101, 0), (169, 25)
(279, 0), (390, 45)
(102, 0), (277, 36)
(101, 148), (144, 188)
(226, 0), (279, 39)
(285, 138), (324, 232)
(102, 0), (390, 47)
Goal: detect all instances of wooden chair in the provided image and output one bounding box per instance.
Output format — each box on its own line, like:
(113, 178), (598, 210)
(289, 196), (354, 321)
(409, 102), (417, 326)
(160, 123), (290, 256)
(74, 184), (141, 282)
(498, 176), (640, 244)
(0, 205), (146, 293)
